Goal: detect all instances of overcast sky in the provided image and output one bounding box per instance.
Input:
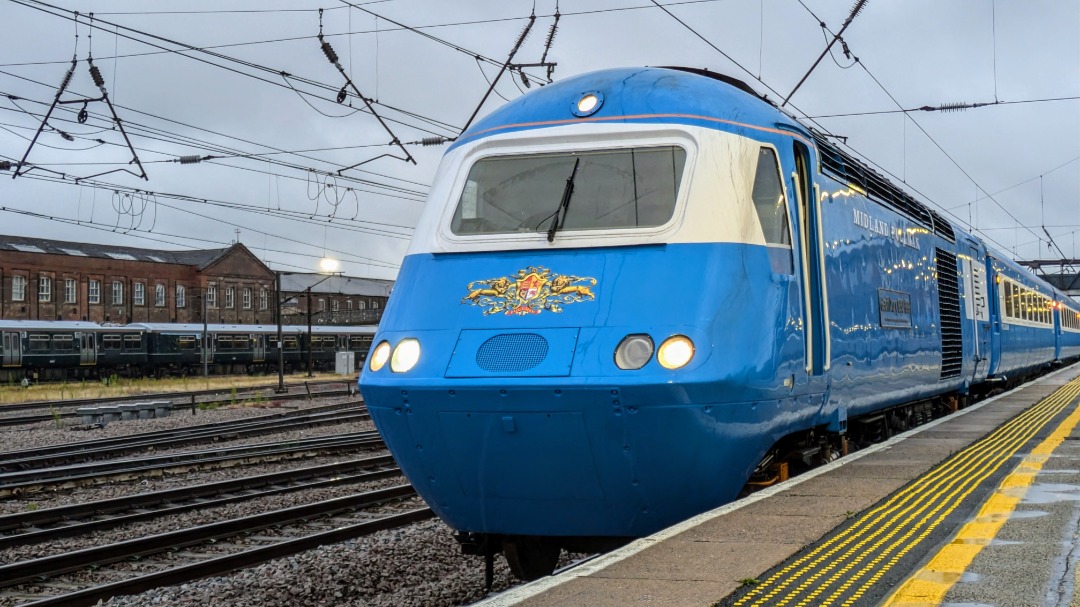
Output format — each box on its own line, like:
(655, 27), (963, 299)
(1, 0), (1077, 280)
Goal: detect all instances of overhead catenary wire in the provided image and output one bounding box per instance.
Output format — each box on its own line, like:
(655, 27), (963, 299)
(6, 0), (461, 141)
(0, 84), (431, 196)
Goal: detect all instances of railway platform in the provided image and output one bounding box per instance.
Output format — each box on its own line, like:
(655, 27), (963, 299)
(479, 363), (1080, 607)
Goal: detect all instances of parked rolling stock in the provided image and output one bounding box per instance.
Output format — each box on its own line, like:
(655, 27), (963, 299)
(359, 66), (1080, 579)
(0, 320), (375, 383)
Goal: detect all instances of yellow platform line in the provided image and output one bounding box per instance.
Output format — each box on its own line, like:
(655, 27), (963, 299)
(881, 381), (1080, 606)
(735, 375), (1080, 607)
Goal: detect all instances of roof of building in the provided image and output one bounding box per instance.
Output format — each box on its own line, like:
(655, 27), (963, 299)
(0, 234), (233, 270)
(279, 273), (393, 297)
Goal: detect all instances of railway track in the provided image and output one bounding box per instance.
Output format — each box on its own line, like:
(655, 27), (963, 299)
(0, 431), (385, 497)
(0, 378), (354, 427)
(0, 484), (433, 607)
(0, 455), (400, 550)
(0, 401), (368, 471)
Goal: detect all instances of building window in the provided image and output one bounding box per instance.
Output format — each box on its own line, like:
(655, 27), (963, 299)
(65, 278), (77, 304)
(318, 298), (326, 312)
(225, 287), (235, 309)
(134, 282), (145, 306)
(331, 299), (339, 312)
(155, 284), (166, 307)
(260, 289), (268, 310)
(346, 300), (353, 310)
(243, 288), (252, 309)
(373, 301), (380, 310)
(12, 275), (26, 301)
(206, 284), (217, 308)
(176, 285), (186, 308)
(38, 276), (52, 302)
(89, 280), (101, 304)
(112, 281), (124, 305)
(358, 300), (366, 310)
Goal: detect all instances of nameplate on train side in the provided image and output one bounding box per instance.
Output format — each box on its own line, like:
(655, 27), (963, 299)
(853, 209), (919, 249)
(878, 289), (913, 329)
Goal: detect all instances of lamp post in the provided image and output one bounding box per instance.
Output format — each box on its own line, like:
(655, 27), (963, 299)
(306, 259), (341, 378)
(274, 272), (286, 393)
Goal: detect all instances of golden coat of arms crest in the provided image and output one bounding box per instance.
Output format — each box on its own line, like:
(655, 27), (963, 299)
(461, 266), (597, 316)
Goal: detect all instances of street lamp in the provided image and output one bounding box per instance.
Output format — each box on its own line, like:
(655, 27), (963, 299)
(306, 262), (341, 378)
(274, 260), (342, 385)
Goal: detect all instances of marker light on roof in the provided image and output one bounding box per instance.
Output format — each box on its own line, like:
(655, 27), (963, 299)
(572, 91), (603, 117)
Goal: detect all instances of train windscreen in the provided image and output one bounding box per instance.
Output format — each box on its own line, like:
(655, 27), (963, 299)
(451, 146), (686, 236)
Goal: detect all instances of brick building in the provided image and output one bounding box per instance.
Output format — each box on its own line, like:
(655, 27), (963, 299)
(0, 235), (276, 324)
(279, 273), (391, 326)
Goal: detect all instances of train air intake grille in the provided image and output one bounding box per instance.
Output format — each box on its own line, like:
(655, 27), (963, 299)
(476, 333), (549, 373)
(936, 248), (963, 380)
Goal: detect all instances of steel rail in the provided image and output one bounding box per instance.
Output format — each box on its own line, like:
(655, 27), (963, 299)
(0, 405), (369, 470)
(0, 455), (400, 549)
(0, 432), (385, 497)
(0, 400), (363, 462)
(0, 378), (353, 414)
(21, 507), (435, 607)
(0, 385), (355, 427)
(0, 484), (423, 591)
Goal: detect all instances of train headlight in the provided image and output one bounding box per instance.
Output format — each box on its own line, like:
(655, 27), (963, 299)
(369, 341), (390, 372)
(390, 339), (421, 373)
(614, 334), (653, 370)
(657, 335), (694, 370)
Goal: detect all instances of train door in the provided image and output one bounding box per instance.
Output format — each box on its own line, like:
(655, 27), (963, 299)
(960, 245), (990, 383)
(2, 332), (21, 367)
(337, 335), (348, 352)
(79, 333), (97, 366)
(201, 333), (212, 365)
(253, 335), (266, 363)
(793, 141), (830, 384)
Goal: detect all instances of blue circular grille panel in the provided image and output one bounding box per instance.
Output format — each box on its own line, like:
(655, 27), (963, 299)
(476, 333), (549, 372)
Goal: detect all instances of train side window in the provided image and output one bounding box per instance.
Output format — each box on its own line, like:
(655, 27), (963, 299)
(124, 335), (142, 350)
(29, 334), (50, 352)
(178, 336), (196, 350)
(284, 336), (298, 349)
(52, 335), (74, 351)
(753, 147), (793, 274)
(1003, 282), (1014, 319)
(103, 335), (122, 350)
(752, 148), (791, 246)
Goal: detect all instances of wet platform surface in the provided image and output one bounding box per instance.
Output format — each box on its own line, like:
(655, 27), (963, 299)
(477, 363), (1080, 607)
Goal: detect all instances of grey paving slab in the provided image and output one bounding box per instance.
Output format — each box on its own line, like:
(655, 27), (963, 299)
(673, 511), (848, 545)
(518, 577), (740, 607)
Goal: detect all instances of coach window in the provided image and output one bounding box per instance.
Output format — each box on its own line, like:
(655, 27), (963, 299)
(52, 335), (74, 351)
(29, 334), (50, 352)
(11, 275), (26, 302)
(751, 147), (793, 273)
(124, 335), (141, 350)
(103, 335), (122, 350)
(1003, 282), (1013, 319)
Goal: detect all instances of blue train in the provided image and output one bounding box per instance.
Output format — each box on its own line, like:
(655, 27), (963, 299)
(359, 67), (1080, 579)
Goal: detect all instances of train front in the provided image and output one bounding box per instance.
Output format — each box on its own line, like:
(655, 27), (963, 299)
(360, 67), (806, 577)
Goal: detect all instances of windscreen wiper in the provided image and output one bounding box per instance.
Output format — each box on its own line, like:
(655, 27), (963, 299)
(547, 157), (581, 242)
